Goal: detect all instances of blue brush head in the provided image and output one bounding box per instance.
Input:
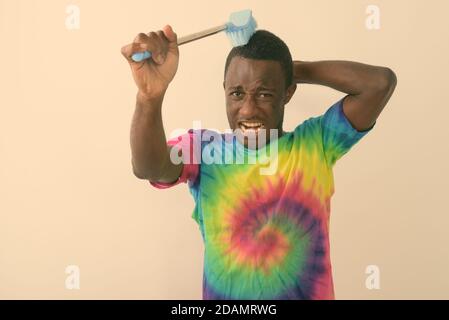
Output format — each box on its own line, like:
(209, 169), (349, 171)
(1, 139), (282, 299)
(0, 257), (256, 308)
(225, 9), (257, 47)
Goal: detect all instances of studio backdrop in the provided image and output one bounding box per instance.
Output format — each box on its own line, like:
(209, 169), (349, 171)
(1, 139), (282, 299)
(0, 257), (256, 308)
(0, 0), (448, 299)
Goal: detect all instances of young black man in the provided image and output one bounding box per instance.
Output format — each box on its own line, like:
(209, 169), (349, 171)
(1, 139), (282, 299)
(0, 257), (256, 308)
(122, 25), (397, 300)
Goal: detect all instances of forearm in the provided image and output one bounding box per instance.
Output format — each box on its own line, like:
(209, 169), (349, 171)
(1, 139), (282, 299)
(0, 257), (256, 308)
(130, 92), (171, 180)
(293, 60), (393, 94)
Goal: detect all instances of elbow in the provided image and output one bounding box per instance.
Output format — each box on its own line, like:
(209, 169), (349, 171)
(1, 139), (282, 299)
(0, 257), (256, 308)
(133, 167), (161, 181)
(132, 164), (149, 180)
(133, 167), (148, 180)
(131, 159), (151, 180)
(132, 160), (164, 181)
(384, 67), (397, 89)
(377, 67), (397, 92)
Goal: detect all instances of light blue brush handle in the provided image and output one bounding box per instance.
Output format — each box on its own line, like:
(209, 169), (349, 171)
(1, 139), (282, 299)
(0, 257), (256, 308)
(132, 51), (152, 62)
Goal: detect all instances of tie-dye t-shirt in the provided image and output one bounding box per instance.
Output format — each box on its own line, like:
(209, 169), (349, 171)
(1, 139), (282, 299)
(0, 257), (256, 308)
(150, 97), (375, 299)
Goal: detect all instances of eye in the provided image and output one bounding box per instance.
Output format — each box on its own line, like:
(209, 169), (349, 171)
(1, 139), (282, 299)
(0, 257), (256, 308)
(231, 91), (243, 97)
(259, 92), (272, 98)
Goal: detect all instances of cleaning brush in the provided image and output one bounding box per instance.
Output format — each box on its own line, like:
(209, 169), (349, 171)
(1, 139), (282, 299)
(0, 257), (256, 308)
(131, 9), (257, 62)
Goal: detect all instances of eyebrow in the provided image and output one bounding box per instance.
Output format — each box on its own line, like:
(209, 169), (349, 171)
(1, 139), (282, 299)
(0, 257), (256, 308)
(228, 85), (275, 91)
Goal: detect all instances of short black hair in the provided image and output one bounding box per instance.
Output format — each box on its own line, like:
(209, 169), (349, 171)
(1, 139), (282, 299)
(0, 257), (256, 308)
(224, 30), (293, 88)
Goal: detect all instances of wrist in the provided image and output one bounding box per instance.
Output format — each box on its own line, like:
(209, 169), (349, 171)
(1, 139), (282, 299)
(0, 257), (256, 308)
(136, 90), (166, 106)
(293, 60), (311, 84)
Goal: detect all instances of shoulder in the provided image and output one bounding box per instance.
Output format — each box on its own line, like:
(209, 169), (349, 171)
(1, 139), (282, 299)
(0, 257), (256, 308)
(292, 115), (323, 139)
(185, 128), (225, 147)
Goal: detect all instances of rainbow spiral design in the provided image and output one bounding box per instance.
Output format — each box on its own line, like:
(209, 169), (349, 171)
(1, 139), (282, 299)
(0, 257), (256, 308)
(199, 148), (332, 299)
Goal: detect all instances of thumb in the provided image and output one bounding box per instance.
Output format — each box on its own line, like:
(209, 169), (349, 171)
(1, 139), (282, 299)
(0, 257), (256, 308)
(163, 24), (177, 44)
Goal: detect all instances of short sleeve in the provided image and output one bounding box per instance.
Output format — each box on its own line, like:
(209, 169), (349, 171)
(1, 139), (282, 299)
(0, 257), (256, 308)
(149, 129), (200, 189)
(320, 97), (375, 167)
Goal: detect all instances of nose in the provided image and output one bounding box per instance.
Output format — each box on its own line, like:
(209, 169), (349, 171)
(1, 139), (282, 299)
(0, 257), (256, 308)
(239, 93), (258, 118)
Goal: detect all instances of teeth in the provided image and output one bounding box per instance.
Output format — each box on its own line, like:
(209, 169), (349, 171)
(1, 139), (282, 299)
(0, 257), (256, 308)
(240, 121), (263, 128)
(239, 123), (264, 135)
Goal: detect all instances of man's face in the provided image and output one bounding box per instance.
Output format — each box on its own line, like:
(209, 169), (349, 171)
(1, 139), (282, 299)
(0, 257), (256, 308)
(224, 56), (296, 149)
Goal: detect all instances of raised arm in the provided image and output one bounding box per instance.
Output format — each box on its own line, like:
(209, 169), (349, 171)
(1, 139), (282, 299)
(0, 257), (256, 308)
(293, 60), (397, 131)
(121, 25), (182, 183)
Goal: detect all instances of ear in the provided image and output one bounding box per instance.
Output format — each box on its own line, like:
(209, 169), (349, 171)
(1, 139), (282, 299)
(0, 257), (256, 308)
(283, 83), (297, 105)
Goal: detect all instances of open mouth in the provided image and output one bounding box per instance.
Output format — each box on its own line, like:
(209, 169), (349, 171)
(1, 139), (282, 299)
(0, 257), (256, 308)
(238, 121), (265, 135)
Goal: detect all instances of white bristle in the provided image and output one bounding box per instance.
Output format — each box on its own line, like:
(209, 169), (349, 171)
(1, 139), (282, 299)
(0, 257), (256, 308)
(237, 31), (244, 45)
(225, 9), (257, 47)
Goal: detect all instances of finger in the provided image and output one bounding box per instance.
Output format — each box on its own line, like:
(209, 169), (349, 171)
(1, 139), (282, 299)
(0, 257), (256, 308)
(162, 24), (177, 44)
(134, 32), (162, 55)
(132, 32), (164, 64)
(137, 43), (164, 64)
(134, 32), (149, 43)
(148, 30), (169, 64)
(145, 31), (167, 64)
(155, 30), (171, 64)
(121, 42), (145, 63)
(157, 30), (169, 42)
